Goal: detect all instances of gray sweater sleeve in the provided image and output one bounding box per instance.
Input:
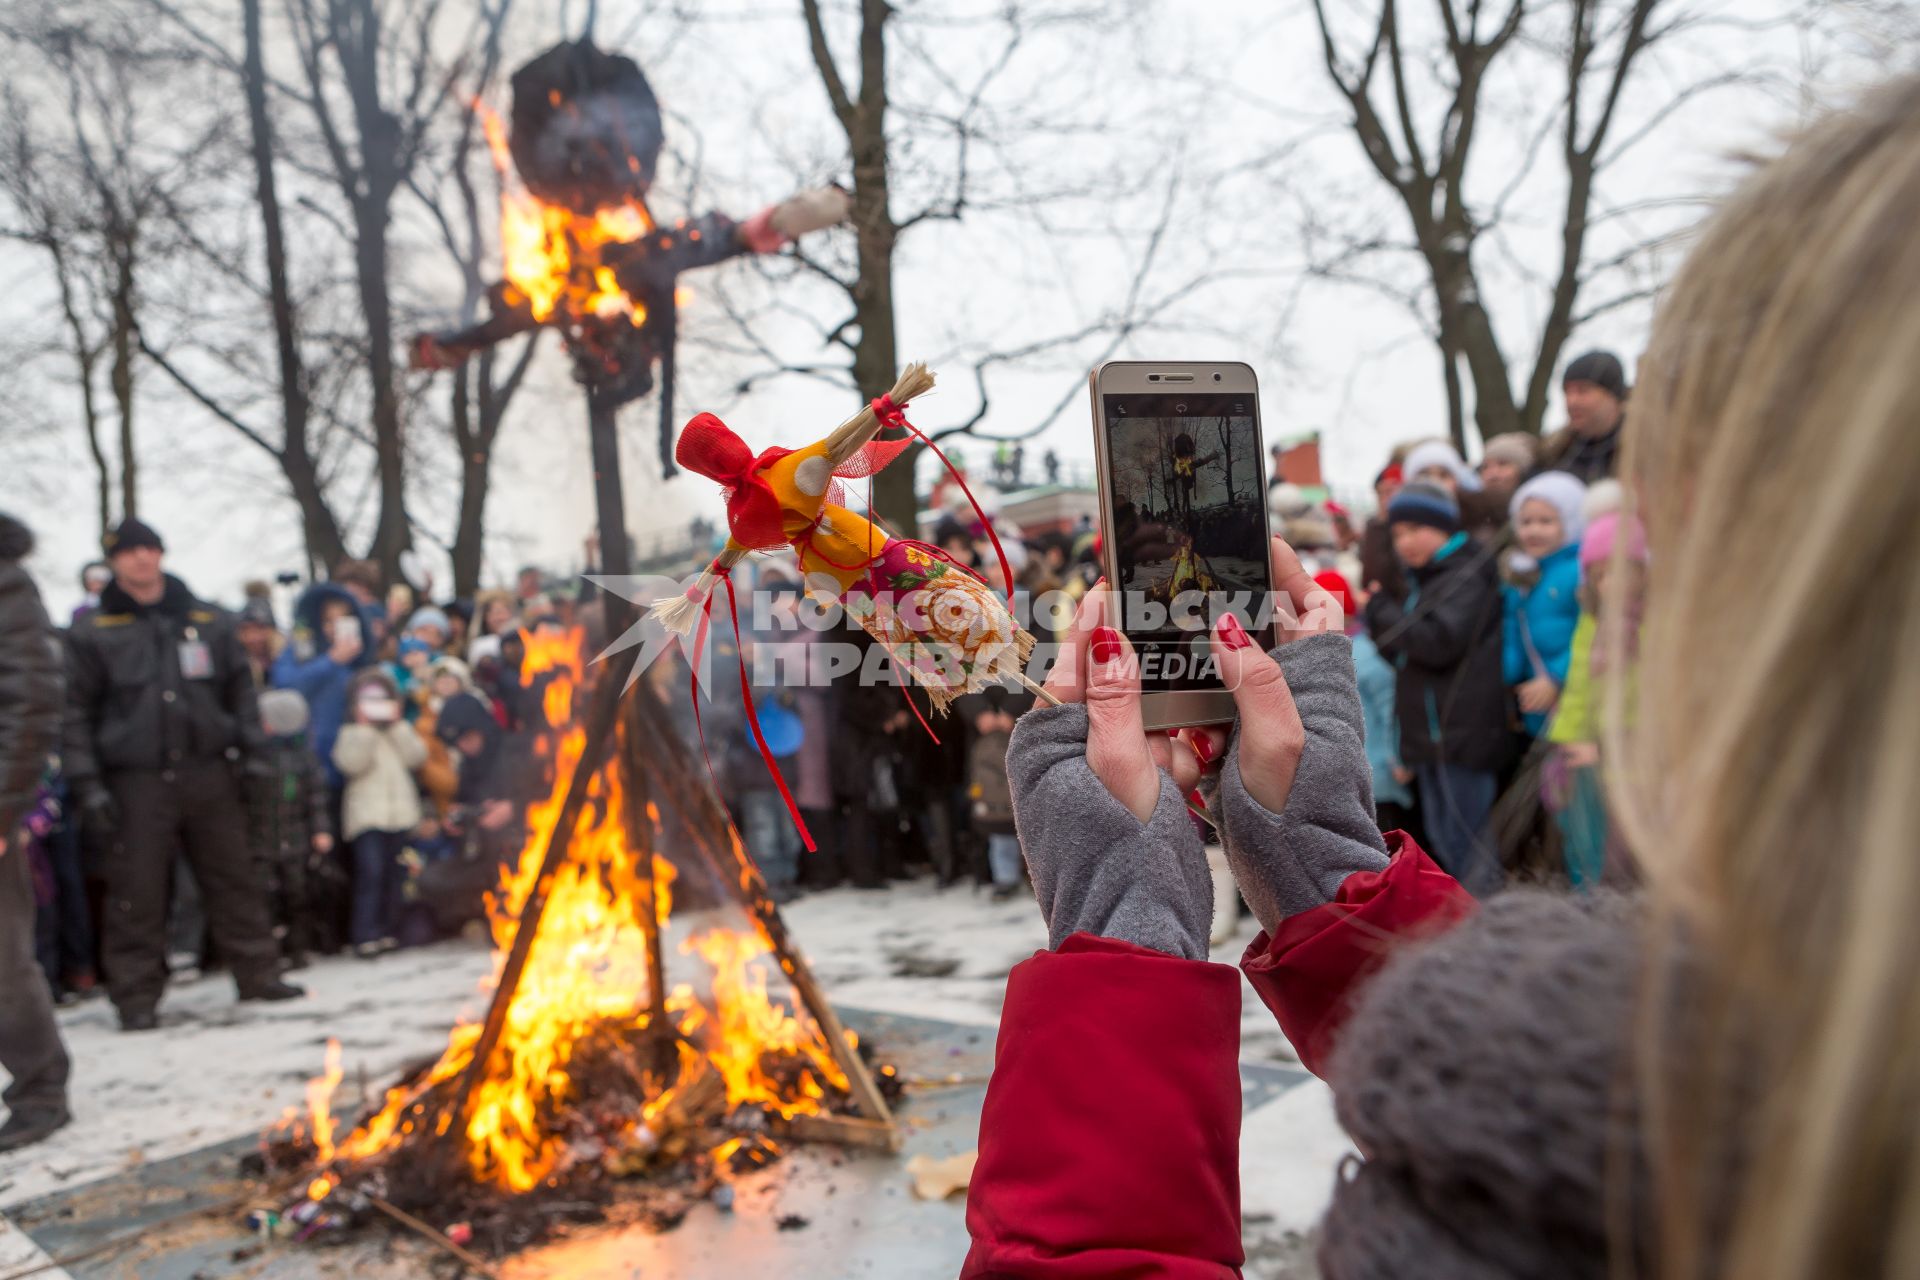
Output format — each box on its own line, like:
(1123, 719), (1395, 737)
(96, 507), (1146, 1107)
(1004, 701), (1213, 960)
(1212, 633), (1390, 934)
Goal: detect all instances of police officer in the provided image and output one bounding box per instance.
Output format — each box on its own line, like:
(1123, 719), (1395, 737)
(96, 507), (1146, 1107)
(64, 518), (302, 1031)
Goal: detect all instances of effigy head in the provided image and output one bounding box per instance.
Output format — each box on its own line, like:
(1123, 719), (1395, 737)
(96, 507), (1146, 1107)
(510, 39), (664, 213)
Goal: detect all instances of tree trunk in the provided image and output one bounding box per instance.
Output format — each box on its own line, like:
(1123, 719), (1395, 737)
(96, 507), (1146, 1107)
(450, 364), (485, 596)
(109, 240), (137, 519)
(357, 198), (410, 583)
(244, 0), (346, 571)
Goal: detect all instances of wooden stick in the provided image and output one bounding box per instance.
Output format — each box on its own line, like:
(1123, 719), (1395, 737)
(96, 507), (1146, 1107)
(779, 1112), (902, 1153)
(367, 1195), (503, 1279)
(450, 647), (633, 1128)
(618, 694), (672, 1077)
(624, 688), (899, 1138)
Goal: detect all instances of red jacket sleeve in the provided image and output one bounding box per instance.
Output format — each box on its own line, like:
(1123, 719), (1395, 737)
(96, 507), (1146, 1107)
(1240, 833), (1475, 1077)
(964, 934), (1245, 1278)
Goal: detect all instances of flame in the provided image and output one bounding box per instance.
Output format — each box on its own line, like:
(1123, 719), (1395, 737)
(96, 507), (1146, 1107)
(479, 105), (651, 330)
(302, 627), (853, 1195)
(306, 1039), (344, 1163)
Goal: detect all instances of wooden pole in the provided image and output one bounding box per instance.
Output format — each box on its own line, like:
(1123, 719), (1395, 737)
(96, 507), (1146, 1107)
(624, 686), (898, 1139)
(618, 692), (673, 1075)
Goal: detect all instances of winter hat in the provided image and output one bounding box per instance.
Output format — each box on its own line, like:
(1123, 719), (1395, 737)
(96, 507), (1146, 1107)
(1508, 471), (1588, 550)
(102, 517), (164, 557)
(1374, 463), (1404, 489)
(1384, 482), (1460, 534)
(406, 605), (451, 638)
(1284, 515), (1337, 550)
(239, 595), (278, 629)
(1581, 477), (1625, 523)
(1562, 349), (1628, 400)
(1402, 441), (1483, 494)
(1313, 568), (1356, 620)
(1481, 433), (1540, 473)
(259, 688), (311, 737)
(426, 655), (475, 692)
(0, 513), (33, 563)
(1579, 512), (1649, 572)
(1268, 482), (1312, 520)
(435, 691), (499, 745)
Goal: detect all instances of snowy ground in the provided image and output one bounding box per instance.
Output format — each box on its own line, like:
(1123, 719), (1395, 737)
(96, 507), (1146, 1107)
(0, 876), (1348, 1277)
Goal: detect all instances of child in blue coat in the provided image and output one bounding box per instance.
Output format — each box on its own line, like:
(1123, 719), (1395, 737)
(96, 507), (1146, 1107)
(1501, 471), (1587, 736)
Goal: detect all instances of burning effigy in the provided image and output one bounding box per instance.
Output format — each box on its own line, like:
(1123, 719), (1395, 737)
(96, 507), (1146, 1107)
(256, 630), (901, 1257)
(409, 37), (850, 472)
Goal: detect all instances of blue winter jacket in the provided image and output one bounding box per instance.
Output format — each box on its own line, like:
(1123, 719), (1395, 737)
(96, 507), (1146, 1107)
(1352, 632), (1413, 810)
(270, 582), (378, 788)
(1501, 542), (1583, 735)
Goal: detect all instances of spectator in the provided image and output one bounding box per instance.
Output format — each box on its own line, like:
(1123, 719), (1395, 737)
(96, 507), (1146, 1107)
(71, 562), (112, 625)
(1352, 625), (1416, 838)
(442, 598), (474, 656)
(0, 511), (72, 1152)
(1357, 463), (1406, 603)
(1476, 432), (1539, 506)
(1502, 471), (1588, 737)
(411, 656), (470, 821)
(967, 687), (1024, 900)
(514, 565), (544, 609)
(235, 590), (280, 687)
(1541, 349), (1628, 483)
(65, 518), (301, 1031)
(1362, 484), (1508, 894)
(249, 690), (335, 966)
(1403, 440), (1505, 543)
(332, 669), (425, 957)
(468, 589), (517, 664)
(1545, 509), (1648, 888)
(273, 580), (376, 791)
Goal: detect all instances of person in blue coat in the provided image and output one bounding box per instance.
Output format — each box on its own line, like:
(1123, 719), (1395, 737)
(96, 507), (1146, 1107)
(1500, 471), (1588, 736)
(271, 582), (378, 789)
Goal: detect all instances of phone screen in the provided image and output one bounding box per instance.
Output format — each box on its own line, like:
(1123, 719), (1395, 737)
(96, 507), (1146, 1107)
(1102, 391), (1273, 692)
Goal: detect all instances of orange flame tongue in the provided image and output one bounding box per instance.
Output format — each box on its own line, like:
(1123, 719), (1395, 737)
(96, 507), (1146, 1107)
(479, 104), (651, 330)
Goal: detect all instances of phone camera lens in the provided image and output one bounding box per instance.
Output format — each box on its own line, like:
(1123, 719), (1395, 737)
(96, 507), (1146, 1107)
(1212, 372), (1222, 382)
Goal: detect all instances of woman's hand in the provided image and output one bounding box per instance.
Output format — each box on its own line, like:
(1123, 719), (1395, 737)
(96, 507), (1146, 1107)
(1038, 582), (1207, 821)
(1517, 676), (1559, 715)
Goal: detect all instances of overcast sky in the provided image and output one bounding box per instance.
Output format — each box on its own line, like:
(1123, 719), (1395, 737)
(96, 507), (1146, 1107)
(0, 0), (1905, 614)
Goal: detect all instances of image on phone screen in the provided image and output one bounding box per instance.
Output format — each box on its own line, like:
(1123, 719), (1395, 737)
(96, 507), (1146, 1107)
(1102, 391), (1271, 691)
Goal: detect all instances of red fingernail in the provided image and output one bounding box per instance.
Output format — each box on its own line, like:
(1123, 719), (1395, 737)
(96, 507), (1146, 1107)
(1090, 626), (1122, 664)
(1218, 613), (1252, 650)
(1187, 731), (1214, 765)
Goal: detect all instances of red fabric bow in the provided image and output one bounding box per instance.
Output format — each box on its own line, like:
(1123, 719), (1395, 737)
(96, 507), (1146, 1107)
(676, 413), (794, 550)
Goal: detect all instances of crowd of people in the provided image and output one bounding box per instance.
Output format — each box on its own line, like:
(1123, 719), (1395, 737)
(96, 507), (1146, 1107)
(1276, 346), (1637, 897)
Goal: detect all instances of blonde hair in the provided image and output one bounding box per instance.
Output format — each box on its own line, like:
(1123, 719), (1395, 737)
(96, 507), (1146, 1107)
(1610, 75), (1920, 1279)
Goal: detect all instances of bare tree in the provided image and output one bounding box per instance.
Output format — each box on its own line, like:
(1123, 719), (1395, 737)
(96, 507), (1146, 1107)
(0, 5), (229, 527)
(1303, 0), (1741, 446)
(283, 0), (475, 581)
(404, 0), (540, 597)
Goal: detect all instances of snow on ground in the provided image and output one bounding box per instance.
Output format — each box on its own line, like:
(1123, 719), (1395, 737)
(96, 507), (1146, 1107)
(0, 876), (1348, 1274)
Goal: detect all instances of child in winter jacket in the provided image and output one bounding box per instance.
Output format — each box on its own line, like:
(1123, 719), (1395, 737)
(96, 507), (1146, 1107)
(1363, 482), (1509, 895)
(332, 670), (426, 955)
(249, 690), (337, 965)
(1544, 509), (1648, 887)
(1500, 471), (1588, 736)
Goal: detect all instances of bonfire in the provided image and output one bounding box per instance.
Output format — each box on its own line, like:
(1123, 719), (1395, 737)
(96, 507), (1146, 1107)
(255, 629), (900, 1256)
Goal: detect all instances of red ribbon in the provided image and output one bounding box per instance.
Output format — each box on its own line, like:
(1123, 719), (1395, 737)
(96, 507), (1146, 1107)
(676, 412), (793, 550)
(687, 573), (816, 854)
(870, 395), (1014, 606)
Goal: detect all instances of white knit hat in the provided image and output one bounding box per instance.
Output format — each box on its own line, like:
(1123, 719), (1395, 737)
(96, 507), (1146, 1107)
(1509, 471), (1589, 550)
(1402, 440), (1483, 493)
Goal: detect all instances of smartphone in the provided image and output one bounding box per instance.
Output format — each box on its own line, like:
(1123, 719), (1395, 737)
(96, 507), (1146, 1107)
(332, 616), (361, 648)
(1089, 361), (1276, 729)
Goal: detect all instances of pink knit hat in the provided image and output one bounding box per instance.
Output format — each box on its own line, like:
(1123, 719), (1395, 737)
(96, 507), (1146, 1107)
(1579, 511), (1648, 571)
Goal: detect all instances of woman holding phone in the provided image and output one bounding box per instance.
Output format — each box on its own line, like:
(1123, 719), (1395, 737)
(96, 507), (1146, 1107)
(965, 76), (1920, 1280)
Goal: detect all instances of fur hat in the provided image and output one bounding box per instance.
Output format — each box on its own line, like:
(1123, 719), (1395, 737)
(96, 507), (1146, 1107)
(1581, 478), (1625, 523)
(1402, 441), (1483, 493)
(1268, 482), (1312, 520)
(1385, 482), (1460, 534)
(406, 606), (451, 638)
(259, 688), (311, 737)
(1481, 433), (1540, 472)
(1580, 512), (1648, 571)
